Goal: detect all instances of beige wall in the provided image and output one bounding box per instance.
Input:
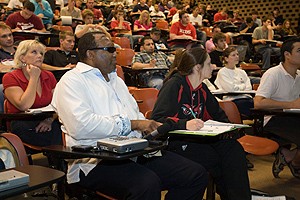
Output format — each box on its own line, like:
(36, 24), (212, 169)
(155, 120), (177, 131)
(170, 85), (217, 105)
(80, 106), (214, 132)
(199, 0), (299, 27)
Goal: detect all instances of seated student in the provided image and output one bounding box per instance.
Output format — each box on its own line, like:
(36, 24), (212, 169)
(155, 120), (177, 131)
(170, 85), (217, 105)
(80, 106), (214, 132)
(254, 37), (300, 179)
(279, 19), (297, 38)
(151, 47), (251, 200)
(251, 9), (261, 27)
(82, 0), (103, 22)
(205, 26), (224, 53)
(132, 36), (172, 89)
(60, 0), (82, 20)
(150, 27), (169, 50)
(2, 40), (62, 147)
(150, 3), (166, 21)
(43, 31), (79, 70)
(252, 16), (281, 70)
(214, 46), (254, 119)
(7, 0), (25, 10)
(209, 32), (227, 68)
(0, 24), (17, 113)
(111, 9), (143, 49)
(5, 0), (46, 40)
(189, 6), (206, 42)
(30, 0), (54, 30)
(238, 17), (258, 62)
(106, 3), (124, 24)
(75, 9), (109, 39)
(171, 48), (216, 92)
(169, 10), (198, 49)
(133, 10), (153, 35)
(239, 17), (259, 34)
(51, 32), (208, 200)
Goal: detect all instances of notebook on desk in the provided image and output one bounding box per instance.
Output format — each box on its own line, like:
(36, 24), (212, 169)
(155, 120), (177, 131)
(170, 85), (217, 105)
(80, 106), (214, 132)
(169, 120), (250, 136)
(0, 169), (29, 192)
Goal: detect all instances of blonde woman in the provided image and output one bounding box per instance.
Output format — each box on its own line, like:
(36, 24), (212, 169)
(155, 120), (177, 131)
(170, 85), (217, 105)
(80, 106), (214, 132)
(134, 10), (153, 34)
(3, 40), (62, 146)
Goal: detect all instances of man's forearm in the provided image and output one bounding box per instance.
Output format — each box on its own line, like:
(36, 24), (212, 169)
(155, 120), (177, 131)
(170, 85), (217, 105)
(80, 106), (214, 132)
(254, 97), (295, 109)
(132, 62), (151, 69)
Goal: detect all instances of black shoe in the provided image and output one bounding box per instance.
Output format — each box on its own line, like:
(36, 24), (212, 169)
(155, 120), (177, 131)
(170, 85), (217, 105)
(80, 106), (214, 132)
(246, 158), (254, 169)
(272, 147), (287, 178)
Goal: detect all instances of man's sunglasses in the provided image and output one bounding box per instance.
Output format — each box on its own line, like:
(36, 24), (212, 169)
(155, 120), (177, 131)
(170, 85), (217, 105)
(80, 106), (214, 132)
(89, 47), (116, 53)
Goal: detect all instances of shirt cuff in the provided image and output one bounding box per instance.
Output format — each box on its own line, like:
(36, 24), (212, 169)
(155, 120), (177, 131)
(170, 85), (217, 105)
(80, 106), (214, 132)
(113, 114), (131, 136)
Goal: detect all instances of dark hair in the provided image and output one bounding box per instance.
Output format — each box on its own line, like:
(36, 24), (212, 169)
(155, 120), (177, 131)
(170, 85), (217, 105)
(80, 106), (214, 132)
(78, 32), (105, 61)
(114, 10), (124, 18)
(245, 17), (253, 24)
(192, 6), (198, 12)
(251, 9), (258, 15)
(165, 47), (208, 81)
(261, 16), (271, 23)
(179, 10), (188, 19)
(281, 37), (300, 62)
(23, 1), (35, 12)
(223, 46), (237, 64)
(212, 32), (226, 45)
(140, 36), (152, 46)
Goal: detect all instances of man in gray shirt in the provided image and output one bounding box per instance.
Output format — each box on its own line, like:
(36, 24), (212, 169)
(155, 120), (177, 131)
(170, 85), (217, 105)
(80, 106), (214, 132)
(252, 16), (280, 69)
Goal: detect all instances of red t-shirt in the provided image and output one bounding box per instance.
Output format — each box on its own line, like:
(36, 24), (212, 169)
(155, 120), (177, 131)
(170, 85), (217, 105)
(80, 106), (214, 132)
(214, 12), (228, 22)
(110, 20), (131, 36)
(5, 11), (44, 30)
(170, 21), (196, 39)
(3, 69), (57, 113)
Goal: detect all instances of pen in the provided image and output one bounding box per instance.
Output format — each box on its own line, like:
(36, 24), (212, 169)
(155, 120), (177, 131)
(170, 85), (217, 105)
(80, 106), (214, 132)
(189, 108), (197, 119)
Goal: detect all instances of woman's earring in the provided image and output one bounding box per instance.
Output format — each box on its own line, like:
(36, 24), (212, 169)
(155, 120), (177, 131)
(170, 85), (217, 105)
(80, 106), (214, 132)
(22, 63), (27, 67)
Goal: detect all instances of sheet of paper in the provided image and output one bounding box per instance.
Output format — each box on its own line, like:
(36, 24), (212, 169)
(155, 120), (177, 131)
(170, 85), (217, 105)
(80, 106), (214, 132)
(251, 195), (286, 200)
(26, 104), (54, 113)
(283, 108), (300, 113)
(169, 120), (249, 136)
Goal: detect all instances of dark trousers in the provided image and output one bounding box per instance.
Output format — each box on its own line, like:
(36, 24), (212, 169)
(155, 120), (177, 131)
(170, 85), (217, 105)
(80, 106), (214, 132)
(232, 98), (254, 119)
(11, 120), (62, 146)
(168, 139), (251, 200)
(79, 150), (208, 200)
(264, 116), (300, 146)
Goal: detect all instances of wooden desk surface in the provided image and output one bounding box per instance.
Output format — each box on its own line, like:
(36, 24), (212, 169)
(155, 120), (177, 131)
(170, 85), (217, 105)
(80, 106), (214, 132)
(0, 165), (65, 199)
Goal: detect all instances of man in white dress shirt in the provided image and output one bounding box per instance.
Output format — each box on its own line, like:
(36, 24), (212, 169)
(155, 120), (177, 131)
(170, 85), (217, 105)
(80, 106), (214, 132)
(51, 32), (208, 200)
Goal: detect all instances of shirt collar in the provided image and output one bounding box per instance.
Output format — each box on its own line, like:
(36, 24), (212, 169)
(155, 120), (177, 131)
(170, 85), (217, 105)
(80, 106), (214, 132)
(76, 62), (117, 81)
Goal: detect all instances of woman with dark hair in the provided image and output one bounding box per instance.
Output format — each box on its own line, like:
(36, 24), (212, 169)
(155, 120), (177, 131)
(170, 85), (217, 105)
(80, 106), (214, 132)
(152, 47), (251, 200)
(280, 19), (297, 37)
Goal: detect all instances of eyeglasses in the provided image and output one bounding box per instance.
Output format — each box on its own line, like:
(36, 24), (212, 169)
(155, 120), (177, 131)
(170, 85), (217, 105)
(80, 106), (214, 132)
(89, 47), (116, 53)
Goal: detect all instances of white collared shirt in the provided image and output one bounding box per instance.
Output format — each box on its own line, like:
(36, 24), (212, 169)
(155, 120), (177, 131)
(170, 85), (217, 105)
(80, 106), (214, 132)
(51, 62), (144, 183)
(256, 63), (300, 125)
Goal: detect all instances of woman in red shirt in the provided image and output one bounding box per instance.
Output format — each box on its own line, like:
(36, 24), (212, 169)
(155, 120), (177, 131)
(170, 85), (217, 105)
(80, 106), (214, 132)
(3, 40), (62, 146)
(134, 10), (153, 35)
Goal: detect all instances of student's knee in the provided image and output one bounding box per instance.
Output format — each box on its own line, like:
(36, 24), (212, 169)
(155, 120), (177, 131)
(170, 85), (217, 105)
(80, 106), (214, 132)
(127, 171), (161, 199)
